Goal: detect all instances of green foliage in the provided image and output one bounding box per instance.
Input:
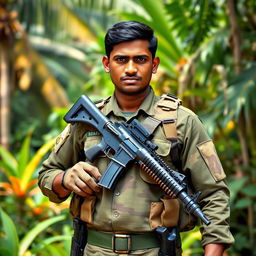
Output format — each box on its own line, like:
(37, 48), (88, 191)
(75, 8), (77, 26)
(0, 208), (19, 256)
(0, 132), (70, 239)
(19, 214), (67, 256)
(0, 208), (70, 256)
(0, 133), (55, 197)
(181, 227), (203, 255)
(2, 0), (256, 255)
(210, 63), (256, 125)
(165, 0), (220, 52)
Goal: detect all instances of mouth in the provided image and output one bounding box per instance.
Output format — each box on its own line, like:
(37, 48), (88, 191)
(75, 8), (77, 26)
(121, 76), (142, 84)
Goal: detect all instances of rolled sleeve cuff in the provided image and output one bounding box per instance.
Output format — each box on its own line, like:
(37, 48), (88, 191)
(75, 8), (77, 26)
(39, 169), (66, 203)
(200, 224), (234, 248)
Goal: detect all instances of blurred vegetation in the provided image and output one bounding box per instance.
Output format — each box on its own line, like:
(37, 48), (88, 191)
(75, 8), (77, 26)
(0, 0), (255, 255)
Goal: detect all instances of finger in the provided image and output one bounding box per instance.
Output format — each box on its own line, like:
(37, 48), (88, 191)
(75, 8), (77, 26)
(77, 172), (101, 193)
(80, 162), (102, 181)
(72, 185), (91, 197)
(75, 178), (95, 195)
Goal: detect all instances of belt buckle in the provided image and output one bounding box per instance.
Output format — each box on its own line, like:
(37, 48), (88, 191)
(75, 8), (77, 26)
(112, 234), (131, 254)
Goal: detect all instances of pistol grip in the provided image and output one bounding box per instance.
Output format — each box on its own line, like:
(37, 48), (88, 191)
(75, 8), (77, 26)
(85, 139), (107, 162)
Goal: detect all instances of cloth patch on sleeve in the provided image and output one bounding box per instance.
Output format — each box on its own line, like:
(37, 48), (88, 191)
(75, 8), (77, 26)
(197, 140), (226, 181)
(54, 124), (71, 153)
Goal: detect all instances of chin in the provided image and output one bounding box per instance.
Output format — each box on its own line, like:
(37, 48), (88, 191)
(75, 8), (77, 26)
(120, 86), (149, 96)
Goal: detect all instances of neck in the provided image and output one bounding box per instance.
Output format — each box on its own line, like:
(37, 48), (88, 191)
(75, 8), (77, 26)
(115, 87), (151, 111)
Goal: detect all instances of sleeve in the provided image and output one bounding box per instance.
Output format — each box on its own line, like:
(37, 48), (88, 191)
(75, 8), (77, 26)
(177, 109), (234, 247)
(38, 123), (86, 203)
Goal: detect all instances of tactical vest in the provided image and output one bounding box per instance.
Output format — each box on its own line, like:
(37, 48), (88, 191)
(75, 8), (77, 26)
(96, 93), (183, 171)
(95, 94), (196, 231)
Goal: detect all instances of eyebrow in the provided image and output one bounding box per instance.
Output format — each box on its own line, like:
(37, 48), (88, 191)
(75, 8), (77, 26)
(113, 54), (149, 58)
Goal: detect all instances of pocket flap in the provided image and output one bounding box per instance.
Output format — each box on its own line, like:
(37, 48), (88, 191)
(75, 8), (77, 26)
(153, 138), (172, 157)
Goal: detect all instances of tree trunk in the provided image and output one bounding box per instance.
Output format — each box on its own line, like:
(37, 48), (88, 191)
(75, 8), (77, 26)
(227, 0), (242, 74)
(0, 42), (10, 149)
(227, 0), (253, 247)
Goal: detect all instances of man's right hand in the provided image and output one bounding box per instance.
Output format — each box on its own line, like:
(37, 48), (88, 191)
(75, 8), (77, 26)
(62, 161), (102, 197)
(52, 162), (102, 198)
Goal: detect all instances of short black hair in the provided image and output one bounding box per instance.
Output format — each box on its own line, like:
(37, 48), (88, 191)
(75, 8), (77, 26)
(104, 21), (158, 58)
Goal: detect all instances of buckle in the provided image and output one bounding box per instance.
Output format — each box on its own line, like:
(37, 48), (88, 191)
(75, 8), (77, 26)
(112, 234), (131, 254)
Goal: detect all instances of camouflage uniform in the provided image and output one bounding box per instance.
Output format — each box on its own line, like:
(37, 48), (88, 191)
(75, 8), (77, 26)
(38, 89), (234, 255)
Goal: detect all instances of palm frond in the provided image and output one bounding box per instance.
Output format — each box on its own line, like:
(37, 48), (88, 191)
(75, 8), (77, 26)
(207, 63), (256, 128)
(165, 0), (220, 52)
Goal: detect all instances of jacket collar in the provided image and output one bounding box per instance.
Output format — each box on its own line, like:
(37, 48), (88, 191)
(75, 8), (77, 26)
(104, 87), (159, 119)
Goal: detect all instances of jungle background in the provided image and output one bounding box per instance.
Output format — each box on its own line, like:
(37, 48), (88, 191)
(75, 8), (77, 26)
(0, 0), (255, 255)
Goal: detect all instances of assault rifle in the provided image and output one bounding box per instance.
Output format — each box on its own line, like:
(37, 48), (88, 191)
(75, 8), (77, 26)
(64, 95), (211, 226)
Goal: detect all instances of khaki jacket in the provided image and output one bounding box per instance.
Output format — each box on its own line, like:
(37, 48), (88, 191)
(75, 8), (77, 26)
(38, 89), (234, 247)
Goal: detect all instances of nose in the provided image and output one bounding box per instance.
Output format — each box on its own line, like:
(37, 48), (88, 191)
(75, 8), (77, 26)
(125, 60), (137, 75)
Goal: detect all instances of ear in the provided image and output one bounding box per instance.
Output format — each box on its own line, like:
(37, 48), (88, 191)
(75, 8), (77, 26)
(102, 56), (110, 73)
(152, 57), (160, 74)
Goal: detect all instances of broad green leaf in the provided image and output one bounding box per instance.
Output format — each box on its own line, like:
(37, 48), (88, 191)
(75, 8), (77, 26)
(138, 0), (182, 58)
(0, 208), (19, 256)
(0, 146), (18, 176)
(233, 233), (249, 251)
(181, 229), (201, 250)
(63, 224), (72, 254)
(0, 247), (13, 256)
(228, 177), (248, 204)
(17, 134), (31, 179)
(33, 235), (71, 254)
(212, 64), (256, 126)
(234, 198), (251, 209)
(59, 2), (97, 44)
(39, 235), (71, 246)
(44, 244), (65, 256)
(20, 138), (55, 192)
(241, 185), (256, 197)
(19, 214), (66, 256)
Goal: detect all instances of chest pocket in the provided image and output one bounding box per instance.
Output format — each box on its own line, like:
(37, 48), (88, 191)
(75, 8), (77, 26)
(154, 138), (172, 156)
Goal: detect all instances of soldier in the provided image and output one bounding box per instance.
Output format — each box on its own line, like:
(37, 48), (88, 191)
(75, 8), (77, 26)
(38, 21), (234, 255)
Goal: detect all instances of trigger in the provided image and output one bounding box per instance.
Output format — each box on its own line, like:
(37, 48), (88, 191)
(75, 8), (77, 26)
(103, 147), (115, 159)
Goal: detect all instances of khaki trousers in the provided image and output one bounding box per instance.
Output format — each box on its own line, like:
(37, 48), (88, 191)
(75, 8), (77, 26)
(84, 243), (160, 256)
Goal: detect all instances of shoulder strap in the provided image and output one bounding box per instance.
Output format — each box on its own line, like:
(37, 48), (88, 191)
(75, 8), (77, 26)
(154, 94), (183, 171)
(141, 94), (182, 139)
(154, 94), (182, 140)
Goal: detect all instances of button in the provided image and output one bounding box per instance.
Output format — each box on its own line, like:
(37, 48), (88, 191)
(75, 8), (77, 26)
(115, 191), (120, 196)
(113, 211), (119, 218)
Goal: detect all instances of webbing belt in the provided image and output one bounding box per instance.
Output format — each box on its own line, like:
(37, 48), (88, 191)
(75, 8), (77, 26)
(87, 229), (160, 254)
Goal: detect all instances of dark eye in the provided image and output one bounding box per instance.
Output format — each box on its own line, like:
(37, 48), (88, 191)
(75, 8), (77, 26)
(135, 56), (147, 63)
(116, 57), (128, 63)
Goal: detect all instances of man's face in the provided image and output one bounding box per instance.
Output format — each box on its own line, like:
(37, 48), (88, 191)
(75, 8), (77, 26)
(102, 40), (159, 96)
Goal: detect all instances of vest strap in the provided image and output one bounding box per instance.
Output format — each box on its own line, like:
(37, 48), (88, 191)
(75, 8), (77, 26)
(154, 94), (182, 140)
